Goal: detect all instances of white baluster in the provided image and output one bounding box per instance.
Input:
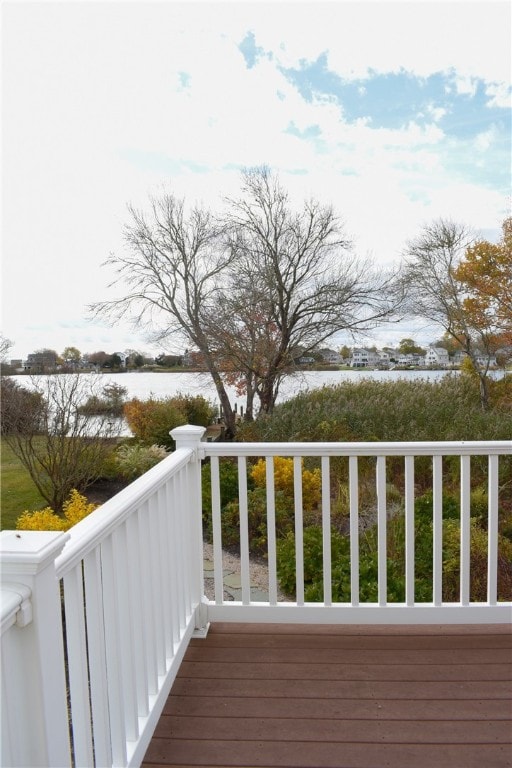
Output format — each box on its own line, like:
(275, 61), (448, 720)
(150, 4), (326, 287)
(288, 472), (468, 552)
(349, 456), (359, 607)
(321, 456), (332, 607)
(294, 457), (305, 606)
(266, 457), (278, 605)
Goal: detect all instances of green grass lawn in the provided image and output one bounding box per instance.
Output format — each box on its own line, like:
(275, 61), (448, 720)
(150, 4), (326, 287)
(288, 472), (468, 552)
(1, 439), (47, 530)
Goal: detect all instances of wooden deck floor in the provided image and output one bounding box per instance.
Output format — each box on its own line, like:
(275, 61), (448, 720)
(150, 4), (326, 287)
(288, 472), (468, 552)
(142, 622), (512, 768)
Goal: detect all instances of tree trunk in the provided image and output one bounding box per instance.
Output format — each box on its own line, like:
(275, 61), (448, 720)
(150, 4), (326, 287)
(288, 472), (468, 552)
(244, 377), (255, 421)
(257, 378), (279, 416)
(478, 371), (490, 411)
(209, 372), (236, 438)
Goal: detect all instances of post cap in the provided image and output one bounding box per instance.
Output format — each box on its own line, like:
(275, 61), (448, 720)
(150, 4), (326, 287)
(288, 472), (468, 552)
(0, 530), (70, 574)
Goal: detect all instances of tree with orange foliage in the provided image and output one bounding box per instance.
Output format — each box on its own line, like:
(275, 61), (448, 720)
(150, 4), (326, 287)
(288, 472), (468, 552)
(404, 218), (511, 410)
(454, 217), (512, 347)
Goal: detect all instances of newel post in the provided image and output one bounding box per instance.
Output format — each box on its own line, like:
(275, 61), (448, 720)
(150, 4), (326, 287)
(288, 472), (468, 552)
(0, 530), (71, 767)
(170, 425), (209, 634)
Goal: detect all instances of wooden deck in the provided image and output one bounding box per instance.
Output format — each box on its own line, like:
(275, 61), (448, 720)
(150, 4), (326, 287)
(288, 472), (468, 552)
(142, 622), (512, 768)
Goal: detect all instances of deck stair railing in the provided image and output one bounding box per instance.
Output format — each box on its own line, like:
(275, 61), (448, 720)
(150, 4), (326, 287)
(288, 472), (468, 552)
(1, 425), (510, 768)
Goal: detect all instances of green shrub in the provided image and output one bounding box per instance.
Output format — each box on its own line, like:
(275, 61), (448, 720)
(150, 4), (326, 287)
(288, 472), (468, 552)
(201, 459), (240, 539)
(172, 393), (217, 427)
(276, 524), (406, 603)
(237, 376), (512, 443)
(114, 442), (168, 480)
(236, 377), (512, 601)
(439, 518), (511, 602)
(78, 384), (128, 417)
(124, 394), (215, 449)
(221, 488), (294, 554)
(276, 507), (512, 603)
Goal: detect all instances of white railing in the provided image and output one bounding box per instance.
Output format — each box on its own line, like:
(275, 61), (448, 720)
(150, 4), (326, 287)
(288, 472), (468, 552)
(1, 426), (510, 768)
(1, 425), (206, 768)
(201, 437), (511, 624)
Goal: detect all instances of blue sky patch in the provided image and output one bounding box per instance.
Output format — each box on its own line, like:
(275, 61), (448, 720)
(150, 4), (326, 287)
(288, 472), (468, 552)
(178, 71), (191, 88)
(278, 53), (510, 143)
(239, 31), (267, 69)
(276, 52), (510, 195)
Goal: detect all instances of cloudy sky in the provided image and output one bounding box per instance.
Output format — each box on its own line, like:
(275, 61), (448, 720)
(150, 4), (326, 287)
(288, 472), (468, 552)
(2, 0), (510, 361)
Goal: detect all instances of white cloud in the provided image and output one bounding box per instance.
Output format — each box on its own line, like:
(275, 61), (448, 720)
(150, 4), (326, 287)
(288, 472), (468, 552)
(485, 82), (512, 109)
(454, 75), (479, 98)
(474, 125), (498, 152)
(426, 104), (447, 122)
(2, 1), (509, 360)
(246, 2), (510, 87)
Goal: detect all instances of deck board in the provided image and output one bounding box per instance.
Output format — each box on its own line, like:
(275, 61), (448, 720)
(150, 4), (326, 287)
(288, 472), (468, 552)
(142, 622), (512, 768)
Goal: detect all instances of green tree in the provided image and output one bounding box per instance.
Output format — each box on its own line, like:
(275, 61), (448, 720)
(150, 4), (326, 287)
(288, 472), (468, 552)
(398, 338), (425, 356)
(156, 353), (183, 367)
(62, 346), (81, 368)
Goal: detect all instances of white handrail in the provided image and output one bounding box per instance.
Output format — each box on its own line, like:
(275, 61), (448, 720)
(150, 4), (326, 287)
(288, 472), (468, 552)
(55, 447), (193, 578)
(204, 439), (511, 457)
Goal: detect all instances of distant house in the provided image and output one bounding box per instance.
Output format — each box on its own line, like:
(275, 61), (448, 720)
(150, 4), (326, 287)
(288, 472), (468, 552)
(350, 348), (381, 368)
(318, 348), (342, 364)
(424, 346), (450, 368)
(397, 353), (423, 367)
(442, 349), (497, 369)
(376, 351), (391, 368)
(24, 351), (58, 372)
(350, 348), (369, 368)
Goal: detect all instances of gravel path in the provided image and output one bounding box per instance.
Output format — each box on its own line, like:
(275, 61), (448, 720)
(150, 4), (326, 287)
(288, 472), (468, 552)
(202, 541), (289, 602)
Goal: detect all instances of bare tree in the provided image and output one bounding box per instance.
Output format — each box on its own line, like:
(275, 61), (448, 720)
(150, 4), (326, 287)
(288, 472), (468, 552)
(93, 195), (240, 438)
(2, 375), (122, 513)
(403, 218), (495, 409)
(0, 334), (13, 363)
(94, 170), (404, 430)
(219, 168), (404, 415)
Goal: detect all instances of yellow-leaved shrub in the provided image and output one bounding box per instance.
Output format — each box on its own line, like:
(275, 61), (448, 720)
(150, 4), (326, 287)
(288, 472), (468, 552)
(250, 456), (321, 511)
(16, 490), (98, 531)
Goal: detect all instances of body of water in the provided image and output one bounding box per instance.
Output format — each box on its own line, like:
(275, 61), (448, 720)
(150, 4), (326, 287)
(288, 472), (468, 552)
(14, 368), (459, 413)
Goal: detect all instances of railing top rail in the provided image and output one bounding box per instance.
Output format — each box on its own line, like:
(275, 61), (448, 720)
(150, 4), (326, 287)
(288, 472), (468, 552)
(55, 446), (194, 579)
(204, 440), (511, 458)
(1, 583), (31, 635)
